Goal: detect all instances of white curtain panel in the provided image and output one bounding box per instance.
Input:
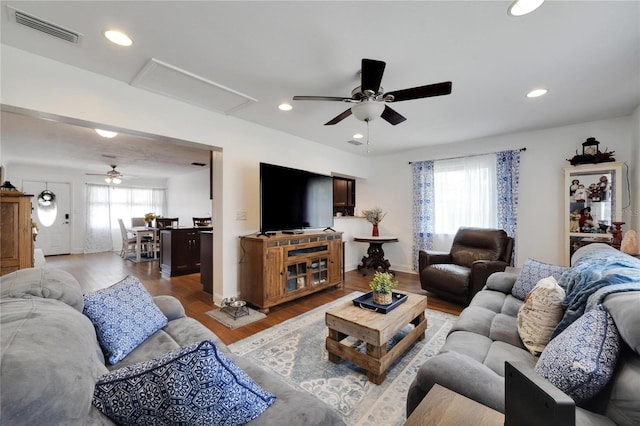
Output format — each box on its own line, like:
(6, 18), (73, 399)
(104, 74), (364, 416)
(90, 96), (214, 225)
(84, 184), (114, 253)
(431, 154), (497, 251)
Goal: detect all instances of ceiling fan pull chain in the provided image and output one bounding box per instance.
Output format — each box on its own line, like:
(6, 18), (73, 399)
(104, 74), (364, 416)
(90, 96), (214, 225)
(366, 120), (370, 154)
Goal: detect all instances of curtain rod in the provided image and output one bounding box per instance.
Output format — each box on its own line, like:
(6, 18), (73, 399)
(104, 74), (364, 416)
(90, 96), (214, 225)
(408, 147), (526, 164)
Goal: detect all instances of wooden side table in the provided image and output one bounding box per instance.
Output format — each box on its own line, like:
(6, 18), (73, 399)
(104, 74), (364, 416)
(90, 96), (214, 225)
(354, 235), (399, 275)
(325, 291), (428, 384)
(404, 384), (504, 426)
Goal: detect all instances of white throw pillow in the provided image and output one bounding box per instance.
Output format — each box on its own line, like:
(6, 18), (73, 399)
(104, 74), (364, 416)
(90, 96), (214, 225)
(517, 276), (566, 355)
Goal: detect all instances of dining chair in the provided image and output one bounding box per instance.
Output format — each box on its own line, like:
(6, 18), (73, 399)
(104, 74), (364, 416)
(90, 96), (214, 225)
(156, 218), (179, 229)
(131, 217), (145, 227)
(117, 218), (137, 259)
(193, 217), (212, 227)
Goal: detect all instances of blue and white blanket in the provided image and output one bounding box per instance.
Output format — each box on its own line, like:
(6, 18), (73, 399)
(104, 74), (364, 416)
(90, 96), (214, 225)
(551, 249), (640, 339)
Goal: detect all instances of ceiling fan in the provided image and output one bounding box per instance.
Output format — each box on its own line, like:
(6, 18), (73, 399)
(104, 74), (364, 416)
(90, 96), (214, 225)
(293, 58), (452, 126)
(86, 165), (124, 184)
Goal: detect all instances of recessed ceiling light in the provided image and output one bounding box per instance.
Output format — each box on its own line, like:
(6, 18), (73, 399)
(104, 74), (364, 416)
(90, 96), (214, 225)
(508, 0), (544, 16)
(526, 88), (548, 98)
(353, 133), (364, 139)
(278, 103), (293, 111)
(95, 129), (118, 138)
(103, 30), (133, 47)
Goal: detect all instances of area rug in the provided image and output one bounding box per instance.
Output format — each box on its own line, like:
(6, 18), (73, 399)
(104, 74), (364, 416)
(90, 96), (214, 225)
(206, 307), (266, 329)
(228, 292), (457, 426)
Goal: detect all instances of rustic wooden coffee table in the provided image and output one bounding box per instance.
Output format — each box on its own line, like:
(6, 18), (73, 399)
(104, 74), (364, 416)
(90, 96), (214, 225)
(325, 292), (428, 384)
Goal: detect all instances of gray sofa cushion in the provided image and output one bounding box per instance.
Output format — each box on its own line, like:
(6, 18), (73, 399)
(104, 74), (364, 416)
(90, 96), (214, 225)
(604, 291), (640, 354)
(0, 267), (84, 312)
(0, 298), (102, 425)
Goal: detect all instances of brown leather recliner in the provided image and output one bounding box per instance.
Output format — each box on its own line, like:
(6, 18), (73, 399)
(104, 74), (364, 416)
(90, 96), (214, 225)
(419, 227), (514, 305)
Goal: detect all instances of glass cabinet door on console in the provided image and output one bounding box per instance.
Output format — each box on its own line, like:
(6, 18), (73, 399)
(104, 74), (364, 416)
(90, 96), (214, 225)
(563, 162), (623, 266)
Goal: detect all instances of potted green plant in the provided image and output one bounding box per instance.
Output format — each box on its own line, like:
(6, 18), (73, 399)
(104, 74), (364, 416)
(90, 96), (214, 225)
(369, 271), (398, 305)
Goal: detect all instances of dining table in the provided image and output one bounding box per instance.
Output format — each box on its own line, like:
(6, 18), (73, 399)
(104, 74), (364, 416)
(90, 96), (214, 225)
(127, 226), (158, 262)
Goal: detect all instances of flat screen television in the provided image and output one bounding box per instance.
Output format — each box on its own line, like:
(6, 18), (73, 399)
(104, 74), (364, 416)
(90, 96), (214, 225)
(260, 162), (334, 233)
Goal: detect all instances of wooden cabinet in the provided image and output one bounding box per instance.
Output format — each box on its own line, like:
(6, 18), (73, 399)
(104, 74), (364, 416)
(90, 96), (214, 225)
(200, 231), (213, 294)
(239, 232), (343, 313)
(160, 228), (208, 277)
(564, 162), (623, 265)
(1, 191), (34, 276)
(333, 177), (355, 216)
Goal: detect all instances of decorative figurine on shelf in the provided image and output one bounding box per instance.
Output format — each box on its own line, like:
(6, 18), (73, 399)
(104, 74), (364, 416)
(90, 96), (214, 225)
(369, 271), (398, 305)
(574, 184), (587, 202)
(598, 175), (609, 201)
(566, 137), (615, 165)
(362, 207), (387, 237)
(579, 207), (594, 232)
(569, 209), (581, 232)
(569, 179), (580, 199)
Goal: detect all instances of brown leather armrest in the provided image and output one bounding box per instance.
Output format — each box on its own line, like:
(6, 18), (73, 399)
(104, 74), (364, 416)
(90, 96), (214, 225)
(469, 260), (510, 299)
(419, 250), (452, 271)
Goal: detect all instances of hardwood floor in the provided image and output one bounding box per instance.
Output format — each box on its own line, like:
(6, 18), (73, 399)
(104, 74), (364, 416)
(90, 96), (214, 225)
(45, 252), (463, 345)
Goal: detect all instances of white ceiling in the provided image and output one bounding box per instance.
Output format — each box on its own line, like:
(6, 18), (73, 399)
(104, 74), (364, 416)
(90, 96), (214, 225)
(1, 0), (639, 172)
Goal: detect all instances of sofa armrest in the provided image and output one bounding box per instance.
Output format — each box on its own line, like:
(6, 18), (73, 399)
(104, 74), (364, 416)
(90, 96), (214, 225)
(505, 361), (575, 426)
(485, 271), (519, 294)
(419, 250), (452, 271)
(153, 295), (186, 321)
(469, 260), (510, 297)
(408, 351), (505, 416)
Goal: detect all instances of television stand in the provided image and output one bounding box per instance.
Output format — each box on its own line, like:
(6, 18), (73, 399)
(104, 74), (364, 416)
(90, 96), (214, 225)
(239, 231), (343, 313)
(282, 229), (304, 235)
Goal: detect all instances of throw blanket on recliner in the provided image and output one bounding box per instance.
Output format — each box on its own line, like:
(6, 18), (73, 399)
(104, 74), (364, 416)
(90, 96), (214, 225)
(552, 250), (640, 339)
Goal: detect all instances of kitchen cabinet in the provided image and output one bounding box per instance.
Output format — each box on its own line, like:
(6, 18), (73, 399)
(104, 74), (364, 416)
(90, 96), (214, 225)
(160, 228), (210, 277)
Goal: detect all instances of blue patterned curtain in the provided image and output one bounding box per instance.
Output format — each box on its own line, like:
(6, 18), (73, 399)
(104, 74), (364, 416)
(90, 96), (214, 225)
(496, 150), (521, 265)
(412, 161), (435, 271)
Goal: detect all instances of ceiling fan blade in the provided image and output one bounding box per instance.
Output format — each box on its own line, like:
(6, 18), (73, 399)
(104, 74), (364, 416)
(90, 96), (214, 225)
(324, 108), (352, 125)
(293, 96), (350, 102)
(385, 81), (452, 102)
(361, 59), (386, 94)
(381, 106), (407, 125)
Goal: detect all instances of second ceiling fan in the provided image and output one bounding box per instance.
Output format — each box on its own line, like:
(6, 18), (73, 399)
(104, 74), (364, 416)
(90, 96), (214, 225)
(293, 58), (452, 126)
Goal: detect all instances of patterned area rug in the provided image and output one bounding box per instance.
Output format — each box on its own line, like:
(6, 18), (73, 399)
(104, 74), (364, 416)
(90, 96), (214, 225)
(228, 292), (457, 425)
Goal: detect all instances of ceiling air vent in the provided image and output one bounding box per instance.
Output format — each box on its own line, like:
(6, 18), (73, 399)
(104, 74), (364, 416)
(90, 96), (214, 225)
(8, 6), (82, 44)
(347, 140), (363, 146)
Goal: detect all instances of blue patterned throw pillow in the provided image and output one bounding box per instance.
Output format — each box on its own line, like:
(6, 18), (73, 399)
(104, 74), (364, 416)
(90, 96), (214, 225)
(93, 340), (276, 425)
(512, 259), (569, 300)
(534, 304), (620, 404)
(83, 275), (167, 364)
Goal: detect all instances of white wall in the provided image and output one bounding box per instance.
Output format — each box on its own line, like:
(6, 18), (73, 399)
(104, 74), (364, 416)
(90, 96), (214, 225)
(631, 104), (640, 235)
(363, 116), (635, 271)
(1, 46), (370, 304)
(166, 168), (212, 226)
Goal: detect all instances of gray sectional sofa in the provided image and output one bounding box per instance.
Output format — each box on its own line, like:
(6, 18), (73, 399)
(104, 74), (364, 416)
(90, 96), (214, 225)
(0, 267), (345, 425)
(407, 243), (640, 425)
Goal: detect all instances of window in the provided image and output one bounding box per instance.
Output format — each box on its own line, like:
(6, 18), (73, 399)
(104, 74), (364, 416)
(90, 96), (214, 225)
(84, 185), (167, 253)
(412, 150), (520, 268)
(433, 154), (497, 236)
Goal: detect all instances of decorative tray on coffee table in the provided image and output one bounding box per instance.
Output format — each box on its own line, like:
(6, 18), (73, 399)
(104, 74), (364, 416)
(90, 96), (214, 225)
(352, 292), (408, 314)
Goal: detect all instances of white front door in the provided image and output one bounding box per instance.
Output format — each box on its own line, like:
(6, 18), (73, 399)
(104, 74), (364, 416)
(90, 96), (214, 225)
(22, 181), (71, 255)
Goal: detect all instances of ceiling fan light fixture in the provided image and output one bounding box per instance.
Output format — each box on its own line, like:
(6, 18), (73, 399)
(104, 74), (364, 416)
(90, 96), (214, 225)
(351, 101), (385, 122)
(508, 0), (544, 16)
(95, 128), (118, 138)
